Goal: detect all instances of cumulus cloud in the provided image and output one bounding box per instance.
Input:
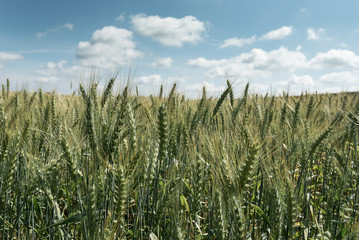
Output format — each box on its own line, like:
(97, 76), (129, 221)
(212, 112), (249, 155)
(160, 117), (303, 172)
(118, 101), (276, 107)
(36, 60), (67, 77)
(261, 26), (292, 40)
(219, 26), (291, 49)
(36, 23), (74, 38)
(185, 81), (225, 94)
(308, 49), (359, 69)
(188, 46), (306, 79)
(319, 71), (359, 85)
(307, 28), (325, 40)
(0, 52), (24, 67)
(136, 74), (162, 85)
(288, 74), (315, 87)
(34, 59), (99, 88)
(151, 57), (173, 68)
(317, 85), (359, 94)
(134, 74), (186, 96)
(136, 74), (185, 85)
(131, 14), (206, 47)
(35, 60), (81, 83)
(319, 86), (342, 93)
(277, 74), (315, 90)
(187, 46), (359, 95)
(219, 36), (256, 48)
(32, 26), (143, 88)
(188, 57), (227, 68)
(76, 26), (143, 69)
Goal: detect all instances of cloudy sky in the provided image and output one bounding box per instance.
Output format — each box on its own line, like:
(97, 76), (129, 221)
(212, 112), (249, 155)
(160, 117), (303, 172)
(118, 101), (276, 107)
(1, 0), (359, 97)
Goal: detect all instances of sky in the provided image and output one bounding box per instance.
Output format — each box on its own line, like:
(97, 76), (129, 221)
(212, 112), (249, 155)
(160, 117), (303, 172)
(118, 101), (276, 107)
(1, 0), (359, 97)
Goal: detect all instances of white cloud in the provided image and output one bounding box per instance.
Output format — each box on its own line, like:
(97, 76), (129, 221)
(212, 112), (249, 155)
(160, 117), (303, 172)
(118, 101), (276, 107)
(188, 46), (306, 79)
(268, 74), (315, 95)
(34, 26), (144, 84)
(62, 23), (73, 30)
(219, 36), (256, 49)
(35, 60), (71, 83)
(32, 26), (144, 89)
(136, 74), (162, 85)
(134, 74), (186, 96)
(151, 57), (173, 68)
(319, 71), (359, 85)
(319, 86), (342, 93)
(220, 26), (292, 49)
(250, 83), (269, 94)
(36, 60), (67, 76)
(319, 85), (359, 93)
(185, 81), (225, 94)
(0, 52), (24, 67)
(35, 59), (99, 88)
(187, 47), (359, 95)
(76, 26), (143, 69)
(289, 74), (315, 86)
(261, 26), (292, 40)
(37, 76), (59, 83)
(188, 57), (227, 68)
(308, 49), (359, 69)
(136, 74), (185, 85)
(277, 74), (314, 88)
(350, 86), (359, 92)
(116, 12), (126, 22)
(307, 28), (325, 40)
(36, 23), (74, 38)
(131, 14), (206, 47)
(167, 76), (186, 84)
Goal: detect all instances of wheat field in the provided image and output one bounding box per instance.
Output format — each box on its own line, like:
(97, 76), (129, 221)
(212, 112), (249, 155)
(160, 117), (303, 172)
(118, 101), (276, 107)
(0, 78), (359, 239)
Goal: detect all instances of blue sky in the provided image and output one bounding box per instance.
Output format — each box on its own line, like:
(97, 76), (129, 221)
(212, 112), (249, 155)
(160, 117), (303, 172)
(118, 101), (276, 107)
(1, 0), (359, 97)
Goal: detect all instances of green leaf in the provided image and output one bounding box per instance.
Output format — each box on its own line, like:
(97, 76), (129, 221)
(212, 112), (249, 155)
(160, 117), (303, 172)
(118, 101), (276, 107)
(46, 212), (87, 229)
(249, 203), (272, 229)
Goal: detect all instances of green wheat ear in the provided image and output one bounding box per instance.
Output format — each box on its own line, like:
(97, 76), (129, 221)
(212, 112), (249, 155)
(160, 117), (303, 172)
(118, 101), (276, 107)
(51, 93), (57, 127)
(112, 164), (127, 238)
(79, 83), (87, 101)
(102, 77), (115, 107)
(280, 102), (287, 126)
(6, 78), (10, 98)
(60, 132), (77, 182)
(291, 100), (301, 132)
(306, 96), (314, 120)
(86, 176), (97, 239)
(282, 178), (297, 239)
(85, 96), (97, 154)
(159, 84), (163, 99)
(226, 80), (234, 108)
(212, 86), (230, 119)
(157, 104), (168, 166)
(125, 102), (137, 148)
(238, 142), (258, 193)
(168, 83), (177, 102)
